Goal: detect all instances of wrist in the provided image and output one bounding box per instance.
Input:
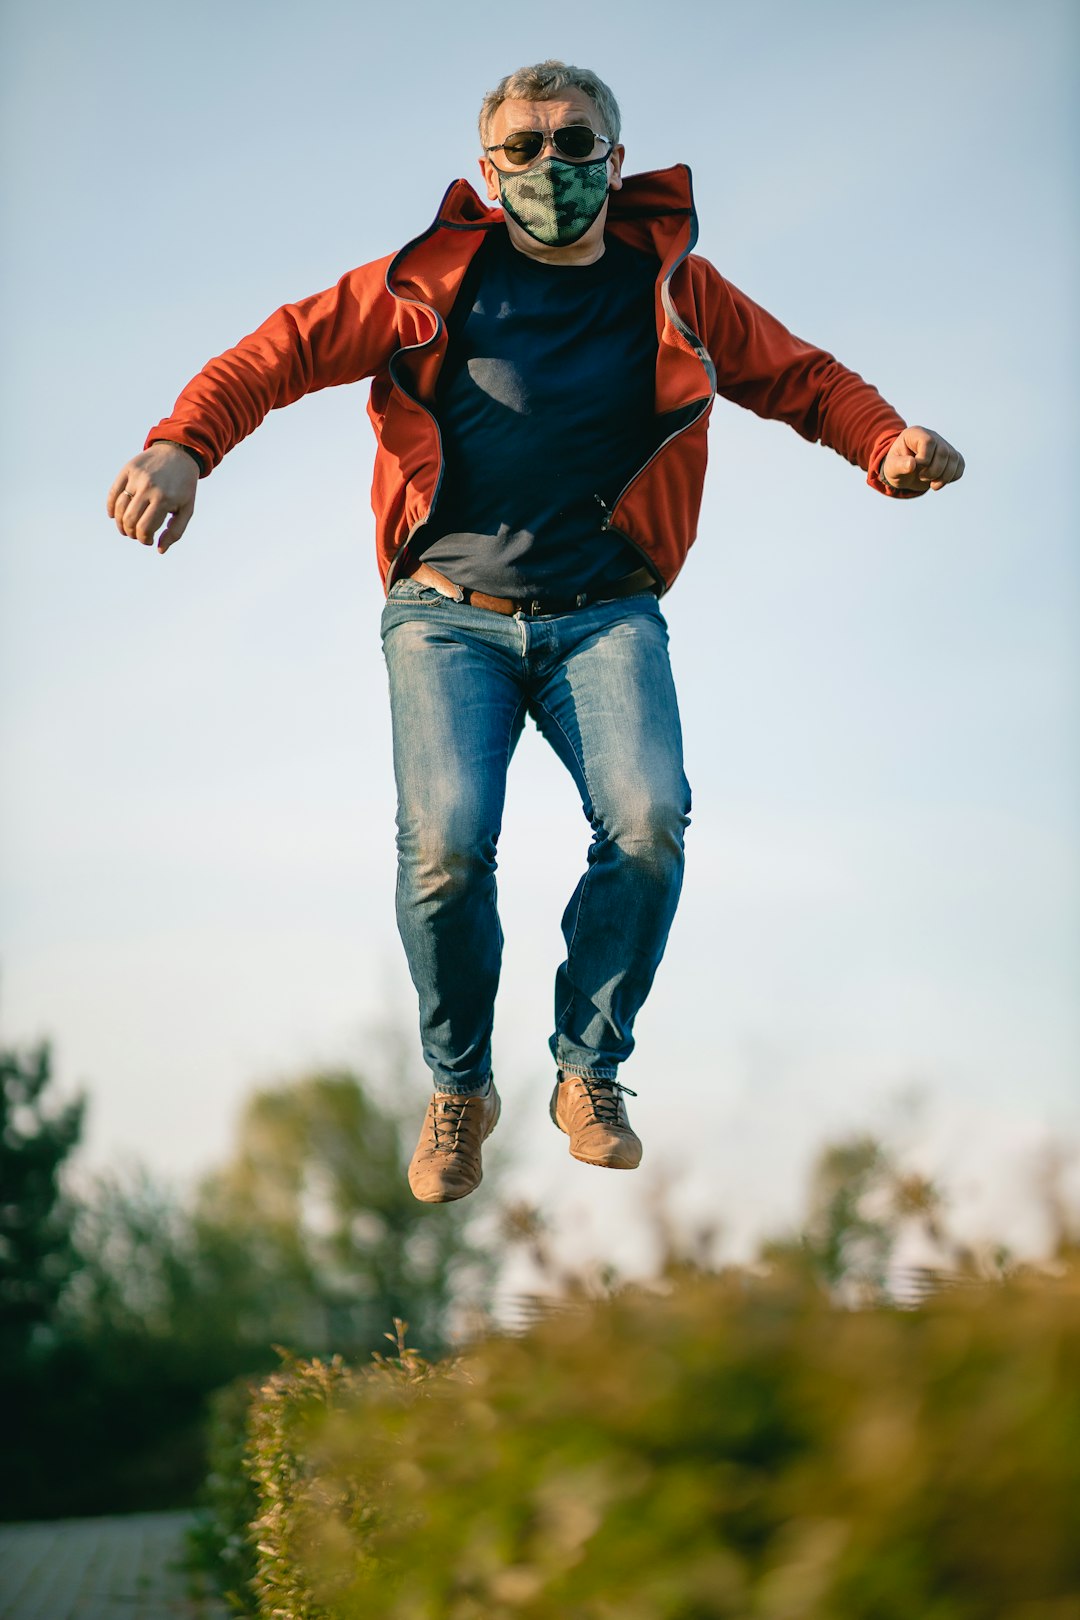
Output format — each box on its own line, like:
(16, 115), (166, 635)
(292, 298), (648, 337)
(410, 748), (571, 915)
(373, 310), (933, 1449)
(150, 438), (205, 476)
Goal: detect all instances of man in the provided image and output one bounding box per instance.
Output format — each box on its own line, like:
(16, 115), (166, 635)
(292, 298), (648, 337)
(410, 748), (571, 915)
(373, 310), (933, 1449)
(106, 61), (964, 1206)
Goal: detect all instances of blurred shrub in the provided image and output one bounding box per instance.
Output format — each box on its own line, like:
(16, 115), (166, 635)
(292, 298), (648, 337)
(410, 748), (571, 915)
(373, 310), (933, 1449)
(238, 1261), (1080, 1620)
(189, 1323), (439, 1617)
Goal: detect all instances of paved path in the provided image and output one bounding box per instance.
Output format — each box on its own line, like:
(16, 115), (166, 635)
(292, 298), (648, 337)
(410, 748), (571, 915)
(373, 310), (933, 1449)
(0, 1511), (229, 1620)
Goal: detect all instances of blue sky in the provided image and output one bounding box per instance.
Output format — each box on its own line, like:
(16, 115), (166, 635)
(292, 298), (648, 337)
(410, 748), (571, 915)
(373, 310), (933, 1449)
(1, 0), (1077, 1270)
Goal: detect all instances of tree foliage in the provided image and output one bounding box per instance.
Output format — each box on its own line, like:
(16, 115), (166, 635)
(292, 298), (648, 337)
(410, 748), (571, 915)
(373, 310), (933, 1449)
(760, 1131), (958, 1303)
(1, 1050), (495, 1520)
(0, 1039), (84, 1365)
(194, 1071), (492, 1357)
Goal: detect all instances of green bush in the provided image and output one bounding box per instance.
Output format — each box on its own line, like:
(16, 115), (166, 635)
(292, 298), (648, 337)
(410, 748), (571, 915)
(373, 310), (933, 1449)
(190, 1324), (442, 1617)
(239, 1263), (1080, 1620)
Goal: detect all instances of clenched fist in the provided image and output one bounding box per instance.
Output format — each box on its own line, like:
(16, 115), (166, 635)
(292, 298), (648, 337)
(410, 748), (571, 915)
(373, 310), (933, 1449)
(881, 426), (964, 494)
(107, 441), (200, 552)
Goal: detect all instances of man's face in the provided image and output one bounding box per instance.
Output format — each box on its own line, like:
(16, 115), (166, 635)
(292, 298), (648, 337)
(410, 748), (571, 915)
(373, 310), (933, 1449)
(479, 88), (625, 257)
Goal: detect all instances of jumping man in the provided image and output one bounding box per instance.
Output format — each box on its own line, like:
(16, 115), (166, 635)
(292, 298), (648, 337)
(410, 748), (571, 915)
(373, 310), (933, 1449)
(106, 61), (964, 1203)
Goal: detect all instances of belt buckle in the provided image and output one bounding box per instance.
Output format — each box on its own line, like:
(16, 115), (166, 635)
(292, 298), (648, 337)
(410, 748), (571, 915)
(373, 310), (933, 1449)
(528, 598), (543, 617)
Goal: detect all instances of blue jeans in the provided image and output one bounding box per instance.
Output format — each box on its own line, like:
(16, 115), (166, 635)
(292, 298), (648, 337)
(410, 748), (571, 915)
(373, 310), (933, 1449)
(380, 579), (691, 1094)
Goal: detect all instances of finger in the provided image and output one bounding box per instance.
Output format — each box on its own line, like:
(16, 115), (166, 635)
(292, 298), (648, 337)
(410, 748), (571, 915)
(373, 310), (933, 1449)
(929, 450), (962, 491)
(122, 490), (152, 540)
(902, 425), (934, 460)
(883, 441), (913, 482)
(134, 495), (170, 544)
(106, 469), (131, 516)
(157, 502), (193, 553)
(918, 445), (951, 484)
(113, 487), (137, 535)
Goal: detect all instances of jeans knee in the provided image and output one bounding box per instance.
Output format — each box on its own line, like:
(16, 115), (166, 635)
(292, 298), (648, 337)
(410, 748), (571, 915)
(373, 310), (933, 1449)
(398, 804), (496, 902)
(607, 784), (689, 867)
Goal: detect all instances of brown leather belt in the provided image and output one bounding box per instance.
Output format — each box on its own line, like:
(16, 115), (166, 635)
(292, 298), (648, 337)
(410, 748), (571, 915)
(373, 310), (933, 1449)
(407, 560), (658, 618)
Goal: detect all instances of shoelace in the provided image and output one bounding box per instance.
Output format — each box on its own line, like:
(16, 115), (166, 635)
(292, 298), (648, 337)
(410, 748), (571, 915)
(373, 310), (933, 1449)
(431, 1092), (482, 1150)
(576, 1077), (637, 1126)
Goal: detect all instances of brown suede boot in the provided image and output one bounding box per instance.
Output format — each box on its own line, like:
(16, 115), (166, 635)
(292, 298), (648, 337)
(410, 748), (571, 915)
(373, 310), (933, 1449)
(550, 1073), (642, 1169)
(408, 1083), (501, 1203)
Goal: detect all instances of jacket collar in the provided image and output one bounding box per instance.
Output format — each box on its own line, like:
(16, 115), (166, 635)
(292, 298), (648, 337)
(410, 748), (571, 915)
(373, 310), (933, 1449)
(433, 164), (698, 265)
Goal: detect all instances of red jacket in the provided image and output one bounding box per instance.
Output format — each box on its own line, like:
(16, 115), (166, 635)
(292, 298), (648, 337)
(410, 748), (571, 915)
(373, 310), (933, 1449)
(146, 165), (909, 593)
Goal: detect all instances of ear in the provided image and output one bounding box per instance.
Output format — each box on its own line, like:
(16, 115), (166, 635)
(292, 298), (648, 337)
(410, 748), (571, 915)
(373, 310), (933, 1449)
(478, 155), (501, 202)
(608, 143), (626, 192)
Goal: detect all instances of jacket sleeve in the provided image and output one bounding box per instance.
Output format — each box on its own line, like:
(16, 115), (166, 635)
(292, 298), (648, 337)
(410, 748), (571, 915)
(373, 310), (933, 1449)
(695, 259), (917, 498)
(144, 255), (400, 475)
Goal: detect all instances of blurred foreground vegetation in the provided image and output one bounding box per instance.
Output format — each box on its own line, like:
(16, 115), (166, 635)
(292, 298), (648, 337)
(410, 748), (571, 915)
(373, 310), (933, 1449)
(0, 1038), (493, 1519)
(200, 1259), (1080, 1619)
(185, 1119), (1080, 1618)
(5, 1030), (1080, 1618)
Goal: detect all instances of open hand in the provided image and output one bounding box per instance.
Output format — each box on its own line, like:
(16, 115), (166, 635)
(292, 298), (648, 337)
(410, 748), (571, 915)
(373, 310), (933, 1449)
(881, 426), (964, 494)
(107, 441), (199, 552)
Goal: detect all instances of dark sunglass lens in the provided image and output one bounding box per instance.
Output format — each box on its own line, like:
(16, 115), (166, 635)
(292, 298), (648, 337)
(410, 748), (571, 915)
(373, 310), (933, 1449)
(501, 132), (544, 165)
(553, 126), (598, 159)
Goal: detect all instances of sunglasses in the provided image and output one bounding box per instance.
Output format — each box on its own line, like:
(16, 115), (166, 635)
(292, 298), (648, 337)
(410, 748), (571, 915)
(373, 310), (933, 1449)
(485, 125), (614, 167)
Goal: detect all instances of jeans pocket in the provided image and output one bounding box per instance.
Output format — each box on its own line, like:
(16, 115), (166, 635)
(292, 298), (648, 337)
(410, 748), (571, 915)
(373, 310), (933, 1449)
(388, 577), (446, 604)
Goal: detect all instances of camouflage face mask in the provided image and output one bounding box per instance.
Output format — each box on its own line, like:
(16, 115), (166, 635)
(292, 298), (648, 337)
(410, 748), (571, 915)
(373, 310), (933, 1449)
(497, 155), (611, 247)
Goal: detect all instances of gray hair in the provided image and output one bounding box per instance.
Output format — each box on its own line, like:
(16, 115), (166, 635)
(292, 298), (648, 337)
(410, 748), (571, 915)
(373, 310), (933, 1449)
(478, 60), (622, 149)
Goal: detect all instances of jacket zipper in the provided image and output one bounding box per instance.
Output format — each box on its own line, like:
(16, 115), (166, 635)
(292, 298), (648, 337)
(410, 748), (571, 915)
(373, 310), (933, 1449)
(594, 394), (712, 543)
(382, 187), (461, 590)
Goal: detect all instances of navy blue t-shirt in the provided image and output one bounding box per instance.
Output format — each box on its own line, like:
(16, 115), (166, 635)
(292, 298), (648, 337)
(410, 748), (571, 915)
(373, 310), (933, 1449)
(416, 228), (660, 598)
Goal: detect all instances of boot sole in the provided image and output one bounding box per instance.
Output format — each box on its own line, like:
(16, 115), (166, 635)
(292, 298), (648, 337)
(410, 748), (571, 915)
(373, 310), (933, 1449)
(568, 1147), (641, 1170)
